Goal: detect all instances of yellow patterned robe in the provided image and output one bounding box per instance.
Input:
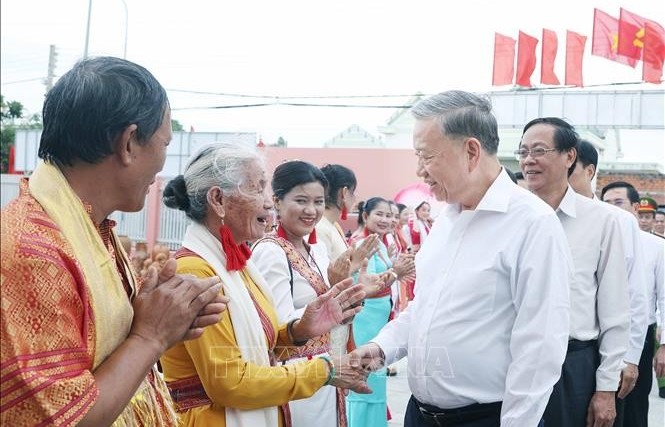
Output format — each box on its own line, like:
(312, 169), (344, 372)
(160, 253), (329, 427)
(0, 179), (175, 426)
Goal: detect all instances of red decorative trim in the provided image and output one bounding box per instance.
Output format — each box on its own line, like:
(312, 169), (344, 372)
(0, 368), (87, 412)
(55, 384), (97, 427)
(1, 356), (89, 395)
(167, 375), (213, 411)
(255, 236), (328, 296)
(34, 383), (97, 427)
(1, 348), (88, 371)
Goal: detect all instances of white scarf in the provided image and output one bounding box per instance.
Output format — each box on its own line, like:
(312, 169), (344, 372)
(182, 222), (278, 427)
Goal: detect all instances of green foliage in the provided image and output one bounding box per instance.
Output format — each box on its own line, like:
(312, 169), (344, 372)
(276, 136), (287, 147)
(0, 95), (29, 173)
(0, 126), (16, 173)
(171, 119), (184, 131)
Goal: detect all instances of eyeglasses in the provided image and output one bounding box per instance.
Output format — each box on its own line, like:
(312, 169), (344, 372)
(514, 147), (558, 160)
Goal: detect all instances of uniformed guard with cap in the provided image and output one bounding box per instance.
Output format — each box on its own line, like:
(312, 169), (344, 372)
(637, 197), (659, 234)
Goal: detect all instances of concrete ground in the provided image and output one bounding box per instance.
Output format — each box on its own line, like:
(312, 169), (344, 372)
(386, 357), (665, 426)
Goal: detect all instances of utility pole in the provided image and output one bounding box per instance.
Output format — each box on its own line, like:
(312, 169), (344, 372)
(83, 0), (93, 58)
(45, 44), (57, 93)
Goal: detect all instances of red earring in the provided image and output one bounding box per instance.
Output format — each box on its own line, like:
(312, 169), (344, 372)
(308, 228), (317, 244)
(219, 223), (250, 271)
(341, 205), (348, 220)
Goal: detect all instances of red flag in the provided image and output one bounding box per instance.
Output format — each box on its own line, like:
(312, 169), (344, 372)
(592, 9), (637, 67)
(541, 29), (560, 85)
(618, 8), (647, 60)
(515, 31), (538, 87)
(8, 145), (16, 174)
(492, 33), (516, 86)
(643, 21), (665, 83)
(565, 30), (587, 87)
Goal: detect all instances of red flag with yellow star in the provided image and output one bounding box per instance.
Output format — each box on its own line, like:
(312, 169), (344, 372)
(618, 8), (647, 60)
(592, 9), (637, 67)
(643, 21), (665, 84)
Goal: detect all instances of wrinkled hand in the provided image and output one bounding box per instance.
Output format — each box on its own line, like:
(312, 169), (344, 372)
(586, 391), (616, 427)
(328, 352), (372, 394)
(351, 343), (386, 373)
(655, 346), (665, 378)
(617, 363), (639, 399)
(349, 234), (380, 274)
(328, 248), (352, 285)
(131, 258), (226, 351)
(293, 278), (366, 341)
(393, 253), (415, 280)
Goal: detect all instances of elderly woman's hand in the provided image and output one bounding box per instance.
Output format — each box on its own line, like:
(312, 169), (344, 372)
(291, 278), (365, 342)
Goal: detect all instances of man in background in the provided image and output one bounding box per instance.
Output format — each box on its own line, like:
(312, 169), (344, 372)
(519, 117), (629, 427)
(601, 181), (665, 427)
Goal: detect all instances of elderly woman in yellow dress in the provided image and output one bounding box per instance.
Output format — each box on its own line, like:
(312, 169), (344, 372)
(160, 143), (370, 427)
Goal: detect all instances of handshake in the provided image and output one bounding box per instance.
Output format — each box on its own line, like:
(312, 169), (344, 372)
(327, 343), (387, 394)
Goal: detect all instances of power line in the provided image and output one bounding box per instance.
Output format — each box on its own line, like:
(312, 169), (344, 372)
(171, 102), (413, 111)
(167, 80), (656, 102)
(1, 77), (44, 85)
(166, 89), (422, 99)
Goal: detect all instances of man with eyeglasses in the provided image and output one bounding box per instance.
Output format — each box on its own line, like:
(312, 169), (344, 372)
(519, 118), (630, 427)
(569, 141), (649, 427)
(601, 182), (665, 426)
(352, 91), (572, 427)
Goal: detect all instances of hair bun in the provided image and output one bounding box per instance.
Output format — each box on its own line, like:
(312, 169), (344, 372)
(356, 200), (365, 214)
(163, 175), (190, 211)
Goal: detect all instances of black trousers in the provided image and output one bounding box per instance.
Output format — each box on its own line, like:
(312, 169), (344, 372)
(544, 340), (599, 427)
(616, 323), (656, 427)
(404, 395), (501, 427)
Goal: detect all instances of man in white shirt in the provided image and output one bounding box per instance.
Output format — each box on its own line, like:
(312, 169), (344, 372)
(600, 181), (665, 427)
(352, 90), (573, 427)
(519, 117), (630, 427)
(568, 140), (649, 427)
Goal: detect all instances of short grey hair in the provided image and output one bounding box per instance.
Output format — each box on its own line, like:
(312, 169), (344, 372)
(410, 90), (500, 155)
(162, 142), (263, 221)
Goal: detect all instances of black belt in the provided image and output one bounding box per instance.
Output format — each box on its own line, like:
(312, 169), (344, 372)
(567, 339), (597, 353)
(413, 395), (502, 427)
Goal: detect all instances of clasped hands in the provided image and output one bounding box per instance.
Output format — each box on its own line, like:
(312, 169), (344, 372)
(131, 258), (229, 352)
(327, 343), (388, 394)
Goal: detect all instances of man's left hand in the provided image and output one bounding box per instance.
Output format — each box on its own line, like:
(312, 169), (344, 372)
(586, 391), (616, 427)
(617, 363), (639, 399)
(654, 346), (665, 378)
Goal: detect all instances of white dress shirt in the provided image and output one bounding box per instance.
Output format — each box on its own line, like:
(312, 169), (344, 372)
(556, 187), (630, 390)
(372, 169), (572, 427)
(594, 198), (648, 365)
(641, 231), (665, 342)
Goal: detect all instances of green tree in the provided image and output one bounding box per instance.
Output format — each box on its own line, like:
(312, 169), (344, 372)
(171, 119), (184, 131)
(0, 95), (24, 173)
(276, 136), (287, 147)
